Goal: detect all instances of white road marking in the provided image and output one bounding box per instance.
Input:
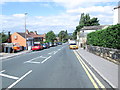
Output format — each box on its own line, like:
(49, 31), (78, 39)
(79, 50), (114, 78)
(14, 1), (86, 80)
(7, 70), (32, 89)
(58, 49), (61, 51)
(28, 51), (41, 54)
(48, 51), (57, 55)
(39, 56), (47, 58)
(41, 56), (52, 63)
(29, 56), (42, 61)
(48, 52), (52, 54)
(0, 70), (5, 73)
(24, 56), (42, 63)
(54, 51), (58, 54)
(0, 73), (19, 80)
(24, 61), (40, 64)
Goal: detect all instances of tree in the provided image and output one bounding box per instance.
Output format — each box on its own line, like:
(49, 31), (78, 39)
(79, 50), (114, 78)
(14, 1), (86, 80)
(0, 32), (8, 43)
(58, 30), (68, 42)
(89, 17), (100, 26)
(46, 31), (56, 43)
(72, 31), (77, 40)
(73, 13), (100, 40)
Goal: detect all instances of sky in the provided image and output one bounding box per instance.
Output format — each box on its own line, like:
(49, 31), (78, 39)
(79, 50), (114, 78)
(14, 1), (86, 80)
(0, 0), (119, 34)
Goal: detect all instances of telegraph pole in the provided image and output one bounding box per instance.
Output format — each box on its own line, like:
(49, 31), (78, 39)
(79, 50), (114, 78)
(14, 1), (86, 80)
(25, 13), (28, 50)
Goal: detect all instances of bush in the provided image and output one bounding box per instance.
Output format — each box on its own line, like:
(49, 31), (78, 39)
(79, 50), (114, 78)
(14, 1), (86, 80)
(87, 24), (120, 49)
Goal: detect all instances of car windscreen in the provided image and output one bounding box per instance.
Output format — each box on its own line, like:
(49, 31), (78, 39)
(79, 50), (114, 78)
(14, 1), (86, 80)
(34, 44), (39, 46)
(70, 43), (76, 45)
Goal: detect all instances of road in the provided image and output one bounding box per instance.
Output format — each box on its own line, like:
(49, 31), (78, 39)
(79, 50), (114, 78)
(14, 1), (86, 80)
(1, 43), (112, 89)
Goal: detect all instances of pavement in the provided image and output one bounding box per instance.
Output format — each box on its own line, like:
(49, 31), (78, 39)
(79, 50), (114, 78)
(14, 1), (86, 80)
(0, 50), (31, 60)
(76, 48), (119, 88)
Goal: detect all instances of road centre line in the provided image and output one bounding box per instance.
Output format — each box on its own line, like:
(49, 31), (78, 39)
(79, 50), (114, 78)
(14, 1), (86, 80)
(6, 70), (32, 89)
(0, 73), (19, 80)
(41, 56), (52, 63)
(73, 51), (99, 89)
(75, 51), (106, 89)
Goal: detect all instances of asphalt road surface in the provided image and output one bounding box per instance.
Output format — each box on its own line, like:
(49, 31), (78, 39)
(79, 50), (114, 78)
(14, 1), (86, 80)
(1, 43), (112, 89)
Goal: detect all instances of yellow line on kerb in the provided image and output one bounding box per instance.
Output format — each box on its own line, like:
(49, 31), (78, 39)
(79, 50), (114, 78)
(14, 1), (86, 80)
(76, 51), (106, 89)
(73, 51), (99, 90)
(74, 50), (106, 90)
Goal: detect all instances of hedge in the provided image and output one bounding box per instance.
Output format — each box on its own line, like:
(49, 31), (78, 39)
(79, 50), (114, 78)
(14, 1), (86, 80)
(87, 24), (120, 49)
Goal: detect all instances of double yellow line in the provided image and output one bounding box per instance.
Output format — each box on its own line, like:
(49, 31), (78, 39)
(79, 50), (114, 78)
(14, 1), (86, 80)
(73, 50), (106, 90)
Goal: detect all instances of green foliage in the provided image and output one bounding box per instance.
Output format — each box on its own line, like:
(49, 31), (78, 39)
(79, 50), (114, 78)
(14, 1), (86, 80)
(0, 32), (8, 43)
(89, 18), (100, 26)
(58, 30), (68, 42)
(87, 24), (120, 49)
(73, 13), (100, 40)
(72, 30), (77, 40)
(46, 31), (56, 43)
(44, 41), (49, 43)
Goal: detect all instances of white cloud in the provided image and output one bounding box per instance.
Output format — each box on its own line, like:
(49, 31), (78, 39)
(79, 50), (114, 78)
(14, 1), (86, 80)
(13, 14), (25, 18)
(1, 0), (118, 33)
(67, 6), (114, 15)
(1, 13), (78, 33)
(92, 14), (113, 25)
(53, 0), (118, 9)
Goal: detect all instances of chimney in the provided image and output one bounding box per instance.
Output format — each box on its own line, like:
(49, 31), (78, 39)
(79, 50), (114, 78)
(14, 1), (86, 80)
(8, 31), (11, 43)
(34, 31), (37, 35)
(26, 30), (29, 34)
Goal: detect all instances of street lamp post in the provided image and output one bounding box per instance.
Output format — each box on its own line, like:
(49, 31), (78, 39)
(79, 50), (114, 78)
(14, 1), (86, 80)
(25, 13), (28, 50)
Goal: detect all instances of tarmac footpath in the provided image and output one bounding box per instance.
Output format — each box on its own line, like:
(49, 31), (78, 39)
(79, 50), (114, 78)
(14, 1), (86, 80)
(76, 48), (118, 89)
(0, 50), (31, 60)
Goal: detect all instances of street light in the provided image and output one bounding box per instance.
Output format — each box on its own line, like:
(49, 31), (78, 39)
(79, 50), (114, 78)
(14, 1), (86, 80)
(24, 13), (28, 50)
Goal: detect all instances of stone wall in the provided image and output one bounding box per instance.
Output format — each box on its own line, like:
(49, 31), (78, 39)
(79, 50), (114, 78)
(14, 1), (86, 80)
(87, 45), (120, 64)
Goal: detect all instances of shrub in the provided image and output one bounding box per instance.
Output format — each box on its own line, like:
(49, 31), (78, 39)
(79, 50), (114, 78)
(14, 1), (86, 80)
(87, 24), (120, 49)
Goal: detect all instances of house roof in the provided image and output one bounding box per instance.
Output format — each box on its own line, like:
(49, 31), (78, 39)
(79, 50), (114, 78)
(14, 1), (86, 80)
(114, 5), (120, 9)
(79, 25), (109, 37)
(81, 25), (109, 31)
(17, 32), (45, 38)
(38, 34), (46, 38)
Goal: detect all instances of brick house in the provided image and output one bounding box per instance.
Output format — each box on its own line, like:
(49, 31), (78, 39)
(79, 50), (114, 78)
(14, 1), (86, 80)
(11, 30), (46, 50)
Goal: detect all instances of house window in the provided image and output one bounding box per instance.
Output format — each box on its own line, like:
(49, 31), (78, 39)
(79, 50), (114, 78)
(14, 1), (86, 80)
(14, 35), (18, 40)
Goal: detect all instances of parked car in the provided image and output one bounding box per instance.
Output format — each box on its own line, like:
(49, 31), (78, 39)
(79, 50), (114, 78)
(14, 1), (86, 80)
(32, 44), (43, 51)
(13, 43), (21, 52)
(42, 43), (48, 49)
(46, 43), (50, 48)
(53, 42), (57, 46)
(69, 43), (78, 49)
(57, 42), (62, 45)
(49, 42), (53, 47)
(2, 43), (21, 53)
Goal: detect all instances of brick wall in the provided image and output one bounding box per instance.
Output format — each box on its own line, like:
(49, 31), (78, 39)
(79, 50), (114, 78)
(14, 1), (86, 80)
(11, 32), (26, 47)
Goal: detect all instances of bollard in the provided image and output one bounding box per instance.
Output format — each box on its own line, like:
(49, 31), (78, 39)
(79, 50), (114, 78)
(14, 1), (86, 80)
(8, 47), (12, 53)
(8, 47), (10, 53)
(4, 47), (8, 53)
